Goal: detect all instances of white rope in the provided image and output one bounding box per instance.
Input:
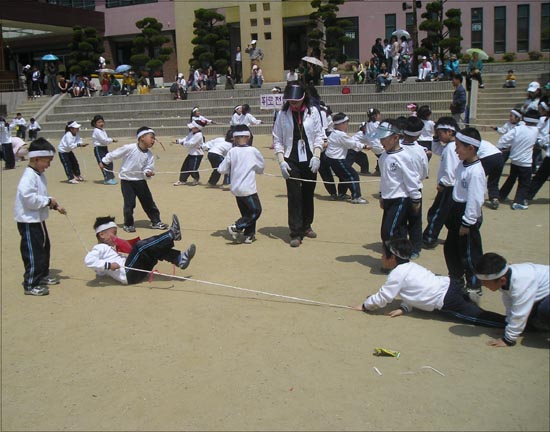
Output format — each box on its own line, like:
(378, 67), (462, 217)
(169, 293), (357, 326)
(65, 213), (90, 253)
(124, 265), (353, 310)
(102, 168), (212, 175)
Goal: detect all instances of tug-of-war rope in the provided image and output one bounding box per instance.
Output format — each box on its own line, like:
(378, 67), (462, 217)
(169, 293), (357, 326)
(65, 212), (353, 310)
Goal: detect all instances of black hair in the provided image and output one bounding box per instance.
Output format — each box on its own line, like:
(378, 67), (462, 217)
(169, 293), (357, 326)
(16, 112), (22, 116)
(508, 69), (514, 74)
(65, 120), (74, 132)
(395, 116), (408, 133)
(91, 114), (104, 128)
(434, 116), (458, 135)
(190, 106), (200, 121)
(404, 116), (424, 135)
(30, 117), (35, 122)
(386, 238), (412, 265)
(367, 108), (380, 122)
(474, 253), (508, 279)
(242, 104), (251, 115)
(28, 137), (56, 155)
(232, 124), (253, 146)
(400, 36), (407, 42)
(417, 105), (432, 120)
(224, 129), (233, 142)
(524, 108), (541, 121)
(452, 73), (463, 83)
(136, 126), (154, 137)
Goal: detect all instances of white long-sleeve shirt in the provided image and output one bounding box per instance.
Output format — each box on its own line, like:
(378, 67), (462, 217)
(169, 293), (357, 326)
(0, 122), (13, 144)
(497, 123), (539, 167)
(379, 147), (422, 200)
(11, 117), (26, 128)
(537, 117), (550, 157)
(363, 262), (449, 312)
(204, 137), (232, 157)
(419, 119), (435, 142)
(102, 143), (155, 181)
(496, 120), (521, 135)
(230, 113), (242, 127)
(218, 145), (264, 197)
(452, 159), (486, 226)
(14, 166), (51, 223)
(432, 140), (459, 187)
(326, 129), (363, 159)
(92, 127), (114, 147)
(58, 131), (83, 153)
(177, 131), (204, 156)
(27, 120), (41, 131)
(240, 113), (262, 127)
(365, 121), (383, 155)
(477, 140), (501, 159)
(401, 140), (429, 184)
(273, 106), (324, 159)
(352, 130), (370, 147)
(84, 244), (128, 284)
(500, 263), (549, 344)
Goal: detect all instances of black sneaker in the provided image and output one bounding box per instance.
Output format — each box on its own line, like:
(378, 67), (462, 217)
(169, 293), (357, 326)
(227, 224), (240, 240)
(24, 286), (49, 296)
(170, 214), (182, 241)
(178, 244), (196, 269)
(123, 225), (136, 233)
(151, 221), (168, 230)
(39, 276), (60, 285)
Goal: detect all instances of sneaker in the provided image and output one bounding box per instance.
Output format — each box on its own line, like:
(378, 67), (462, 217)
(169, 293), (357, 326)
(68, 179), (79, 184)
(178, 244), (196, 269)
(479, 84), (485, 88)
(189, 180), (199, 186)
(511, 202), (528, 210)
(290, 238), (301, 248)
(39, 276), (60, 285)
(227, 224), (240, 240)
(350, 197), (368, 204)
(336, 194), (351, 201)
(243, 235), (256, 244)
(151, 221), (168, 230)
(170, 214), (182, 241)
(489, 198), (499, 210)
(123, 225), (136, 233)
(77, 176), (84, 181)
(173, 181), (185, 186)
(104, 179), (118, 185)
(24, 286), (49, 296)
(304, 229), (317, 239)
(466, 287), (483, 304)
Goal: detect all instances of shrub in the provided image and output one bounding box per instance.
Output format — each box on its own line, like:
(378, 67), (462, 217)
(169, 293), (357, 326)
(460, 53), (471, 64)
(502, 52), (516, 62)
(528, 51), (543, 60)
(487, 56), (495, 63)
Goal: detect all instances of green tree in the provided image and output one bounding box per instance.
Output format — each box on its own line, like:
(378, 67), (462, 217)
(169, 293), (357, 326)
(130, 17), (173, 88)
(418, 1), (462, 59)
(67, 26), (104, 76)
(189, 9), (230, 73)
(307, 0), (352, 67)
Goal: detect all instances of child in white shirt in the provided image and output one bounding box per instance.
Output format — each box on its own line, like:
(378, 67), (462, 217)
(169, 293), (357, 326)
(174, 119), (207, 186)
(92, 115), (118, 185)
(58, 121), (88, 183)
(28, 118), (41, 140)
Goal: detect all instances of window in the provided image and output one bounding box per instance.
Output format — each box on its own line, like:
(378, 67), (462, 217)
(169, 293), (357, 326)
(406, 12), (415, 37)
(517, 4), (530, 52)
(542, 3), (550, 51)
(341, 16), (359, 62)
(471, 8), (483, 49)
(106, 0), (156, 7)
(494, 6), (506, 53)
(264, 18), (271, 26)
(250, 19), (257, 27)
(385, 14), (396, 41)
(251, 33), (258, 42)
(249, 4), (257, 13)
(47, 0), (95, 9)
(263, 3), (270, 11)
(264, 32), (272, 40)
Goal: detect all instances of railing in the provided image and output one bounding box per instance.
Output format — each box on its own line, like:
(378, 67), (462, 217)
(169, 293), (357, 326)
(0, 80), (25, 92)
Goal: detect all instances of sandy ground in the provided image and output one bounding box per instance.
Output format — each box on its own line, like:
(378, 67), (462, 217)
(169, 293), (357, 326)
(1, 133), (549, 431)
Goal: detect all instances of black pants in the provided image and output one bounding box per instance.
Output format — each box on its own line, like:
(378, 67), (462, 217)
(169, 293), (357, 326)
(346, 149), (369, 174)
(16, 125), (26, 140)
(499, 163), (531, 204)
(444, 201), (483, 289)
(1, 142), (15, 169)
(327, 157), (362, 199)
(439, 278), (506, 327)
(318, 152), (337, 196)
(417, 140), (432, 161)
(285, 158), (317, 239)
(29, 129), (39, 140)
(121, 179), (161, 227)
(235, 61), (242, 83)
(125, 232), (181, 284)
(59, 151), (81, 180)
(179, 154), (203, 182)
(407, 196), (422, 254)
(423, 185), (453, 244)
(94, 146), (115, 181)
(381, 197), (409, 255)
(481, 153), (504, 201)
(18, 222), (51, 290)
(207, 153), (229, 185)
(235, 193), (262, 236)
(528, 156), (550, 200)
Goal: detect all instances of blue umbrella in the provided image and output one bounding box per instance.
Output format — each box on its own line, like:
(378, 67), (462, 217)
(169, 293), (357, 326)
(115, 64), (132, 73)
(41, 54), (59, 61)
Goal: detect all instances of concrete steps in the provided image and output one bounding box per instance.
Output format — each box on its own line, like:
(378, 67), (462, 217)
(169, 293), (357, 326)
(8, 95), (52, 120)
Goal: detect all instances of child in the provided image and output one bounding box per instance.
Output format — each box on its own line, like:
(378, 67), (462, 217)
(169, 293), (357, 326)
(58, 121), (88, 184)
(503, 69), (516, 88)
(27, 118), (41, 140)
(0, 116), (15, 169)
(406, 103), (418, 117)
(375, 120), (422, 269)
(84, 215), (196, 284)
(230, 105), (243, 127)
(498, 109), (540, 209)
(352, 239), (506, 328)
(14, 138), (67, 296)
(443, 127), (486, 297)
(173, 119), (207, 186)
(348, 121), (371, 175)
(240, 104), (263, 127)
(325, 113), (368, 204)
(422, 117), (460, 249)
(11, 113), (27, 140)
(416, 105), (435, 160)
(218, 125), (265, 244)
(100, 126), (168, 233)
(477, 139), (504, 209)
(527, 100), (550, 200)
(204, 129), (233, 186)
(92, 115), (118, 185)
(475, 252), (549, 347)
(190, 106), (214, 125)
(365, 108), (383, 175)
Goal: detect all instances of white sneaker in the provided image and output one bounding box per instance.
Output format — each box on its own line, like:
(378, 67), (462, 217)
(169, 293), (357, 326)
(350, 197), (368, 204)
(227, 224), (240, 240)
(68, 179), (79, 184)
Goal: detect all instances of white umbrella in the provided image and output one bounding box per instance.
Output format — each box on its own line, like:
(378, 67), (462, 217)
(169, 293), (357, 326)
(392, 29), (411, 39)
(466, 48), (489, 61)
(96, 68), (115, 74)
(301, 56), (325, 68)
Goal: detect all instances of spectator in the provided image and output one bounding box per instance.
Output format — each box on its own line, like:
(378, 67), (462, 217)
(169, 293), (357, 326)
(390, 36), (400, 77)
(250, 64), (263, 88)
(225, 66), (235, 90)
(366, 57), (379, 83)
(376, 62), (392, 92)
(206, 65), (217, 91)
(58, 76), (69, 94)
(450, 73), (466, 128)
(286, 67), (299, 82)
(245, 40), (264, 62)
(467, 51), (484, 90)
(417, 56), (432, 81)
(234, 46), (242, 84)
(444, 54), (460, 80)
(397, 56), (411, 83)
(371, 37), (385, 67)
(503, 70), (516, 88)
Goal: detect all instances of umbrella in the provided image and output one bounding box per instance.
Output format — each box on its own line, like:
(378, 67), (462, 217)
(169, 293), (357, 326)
(96, 68), (115, 74)
(466, 48), (489, 61)
(392, 29), (410, 39)
(41, 54), (59, 61)
(115, 64), (132, 73)
(301, 56), (324, 68)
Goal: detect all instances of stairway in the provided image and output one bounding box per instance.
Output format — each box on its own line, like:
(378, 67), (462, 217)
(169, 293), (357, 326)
(8, 95), (52, 122)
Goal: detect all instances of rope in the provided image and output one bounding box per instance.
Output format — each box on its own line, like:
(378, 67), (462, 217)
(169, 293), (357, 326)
(65, 213), (90, 253)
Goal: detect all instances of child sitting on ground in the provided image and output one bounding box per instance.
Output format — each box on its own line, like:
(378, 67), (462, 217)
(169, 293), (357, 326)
(475, 252), (549, 347)
(503, 70), (516, 88)
(218, 125), (265, 244)
(84, 215), (196, 284)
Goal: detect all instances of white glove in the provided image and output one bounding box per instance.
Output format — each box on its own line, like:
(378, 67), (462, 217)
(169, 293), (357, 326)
(280, 161), (291, 179)
(309, 156), (320, 173)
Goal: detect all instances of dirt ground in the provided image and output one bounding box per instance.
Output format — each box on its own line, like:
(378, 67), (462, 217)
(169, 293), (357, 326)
(1, 133), (549, 431)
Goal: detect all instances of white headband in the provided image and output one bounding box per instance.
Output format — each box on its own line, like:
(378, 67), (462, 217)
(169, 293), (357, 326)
(436, 124), (456, 131)
(192, 107), (199, 113)
(387, 242), (410, 260)
(540, 102), (549, 111)
(523, 116), (539, 124)
(404, 129), (423, 137)
(95, 221), (117, 234)
(234, 105), (242, 111)
(233, 131), (251, 137)
(510, 109), (522, 118)
(456, 132), (480, 147)
(476, 264), (510, 281)
(137, 129), (155, 139)
(333, 116), (349, 125)
(28, 150), (55, 158)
